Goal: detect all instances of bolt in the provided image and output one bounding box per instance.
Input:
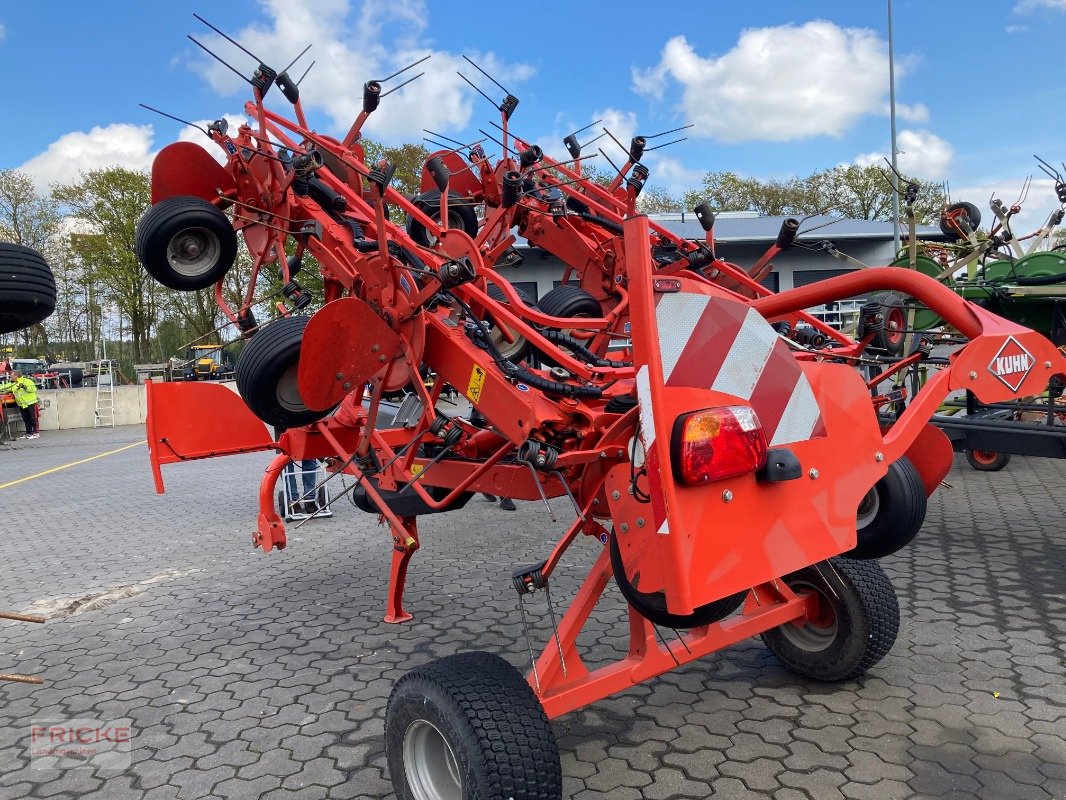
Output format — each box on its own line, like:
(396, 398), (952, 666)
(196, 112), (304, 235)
(335, 372), (344, 380)
(636, 518), (645, 528)
(627, 485), (634, 495)
(343, 382), (351, 390)
(599, 452), (606, 459)
(593, 498), (600, 505)
(969, 371), (977, 379)
(620, 523), (629, 533)
(611, 491), (620, 500)
(722, 490), (733, 502)
(809, 468), (819, 479)
(379, 355), (387, 363)
(875, 451), (884, 462)
(371, 344), (380, 352)
(1046, 361), (1053, 368)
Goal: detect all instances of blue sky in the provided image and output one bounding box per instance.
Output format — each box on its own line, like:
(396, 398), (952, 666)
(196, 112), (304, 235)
(2, 0), (1065, 230)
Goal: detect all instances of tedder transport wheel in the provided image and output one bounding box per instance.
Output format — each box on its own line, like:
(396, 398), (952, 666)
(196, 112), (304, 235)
(965, 449), (1012, 471)
(610, 534), (746, 628)
(0, 242), (56, 335)
(136, 195), (238, 291)
(485, 284), (537, 363)
(848, 456), (926, 559)
(405, 190), (479, 247)
(386, 651), (561, 800)
(763, 557), (900, 681)
(235, 315), (335, 429)
(939, 201), (982, 241)
(869, 292), (907, 356)
(535, 285), (603, 368)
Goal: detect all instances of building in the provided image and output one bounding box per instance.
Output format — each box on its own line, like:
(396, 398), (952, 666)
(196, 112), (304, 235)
(500, 212), (948, 307)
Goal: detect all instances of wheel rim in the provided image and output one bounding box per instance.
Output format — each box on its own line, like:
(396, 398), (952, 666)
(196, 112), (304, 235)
(275, 364), (306, 412)
(781, 581), (838, 652)
(971, 450), (999, 465)
(886, 307), (905, 345)
(403, 719), (462, 800)
(856, 487), (880, 530)
(425, 210), (467, 247)
(167, 226), (221, 278)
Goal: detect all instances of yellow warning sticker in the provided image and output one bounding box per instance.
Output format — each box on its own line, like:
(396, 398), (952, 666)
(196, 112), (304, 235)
(466, 364), (487, 403)
(410, 464), (423, 476)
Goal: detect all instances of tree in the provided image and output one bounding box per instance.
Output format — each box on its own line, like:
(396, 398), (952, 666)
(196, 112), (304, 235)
(362, 140), (430, 197)
(54, 168), (158, 363)
(637, 186), (684, 214)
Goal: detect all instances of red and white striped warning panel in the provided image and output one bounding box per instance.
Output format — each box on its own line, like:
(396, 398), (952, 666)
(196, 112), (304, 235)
(654, 293), (825, 446)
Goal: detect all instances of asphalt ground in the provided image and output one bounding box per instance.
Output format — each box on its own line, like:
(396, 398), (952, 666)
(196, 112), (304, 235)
(0, 425), (1063, 799)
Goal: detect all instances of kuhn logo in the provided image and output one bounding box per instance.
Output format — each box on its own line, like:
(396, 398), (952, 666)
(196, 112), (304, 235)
(988, 337), (1034, 392)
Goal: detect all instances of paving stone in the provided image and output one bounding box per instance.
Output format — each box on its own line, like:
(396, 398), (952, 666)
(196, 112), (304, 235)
(1, 428), (1063, 799)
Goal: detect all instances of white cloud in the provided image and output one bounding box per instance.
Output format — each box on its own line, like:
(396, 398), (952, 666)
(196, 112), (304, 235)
(188, 0), (532, 142)
(633, 22), (906, 143)
(1014, 0), (1066, 12)
(18, 124), (156, 191)
(949, 178), (1062, 237)
(855, 129), (955, 180)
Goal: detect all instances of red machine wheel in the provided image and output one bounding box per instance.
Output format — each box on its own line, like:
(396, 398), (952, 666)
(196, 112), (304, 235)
(136, 196), (237, 291)
(386, 652), (561, 800)
(610, 534), (745, 628)
(965, 449), (1011, 471)
(762, 557), (899, 682)
(847, 456), (926, 559)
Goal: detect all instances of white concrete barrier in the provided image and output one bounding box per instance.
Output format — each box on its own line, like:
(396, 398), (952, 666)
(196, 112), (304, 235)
(33, 385), (149, 430)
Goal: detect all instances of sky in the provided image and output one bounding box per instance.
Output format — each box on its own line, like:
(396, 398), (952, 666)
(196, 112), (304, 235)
(1, 0), (1064, 232)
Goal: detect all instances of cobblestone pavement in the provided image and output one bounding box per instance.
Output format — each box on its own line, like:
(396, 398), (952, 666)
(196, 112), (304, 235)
(0, 425), (1063, 799)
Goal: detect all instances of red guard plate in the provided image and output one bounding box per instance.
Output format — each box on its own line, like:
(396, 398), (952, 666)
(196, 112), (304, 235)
(151, 142), (237, 204)
(297, 298), (402, 411)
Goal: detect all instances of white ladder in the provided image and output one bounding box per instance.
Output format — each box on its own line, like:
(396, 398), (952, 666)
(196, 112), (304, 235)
(94, 361), (115, 428)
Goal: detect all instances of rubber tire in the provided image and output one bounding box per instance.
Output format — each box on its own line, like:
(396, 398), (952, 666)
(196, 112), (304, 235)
(847, 456), (926, 560)
(386, 651), (561, 800)
(486, 284), (536, 363)
(939, 201), (982, 241)
(762, 557), (899, 682)
(610, 533), (746, 628)
(136, 195), (238, 291)
(537, 285), (602, 320)
(868, 291), (907, 355)
(965, 449), (1011, 471)
(235, 315), (333, 429)
(405, 190), (479, 247)
(0, 243), (56, 335)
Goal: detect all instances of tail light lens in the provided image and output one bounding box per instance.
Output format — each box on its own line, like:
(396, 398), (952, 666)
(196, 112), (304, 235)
(671, 406), (768, 485)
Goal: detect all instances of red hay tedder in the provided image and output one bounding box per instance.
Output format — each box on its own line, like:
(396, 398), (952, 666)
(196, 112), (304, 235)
(137, 22), (1066, 799)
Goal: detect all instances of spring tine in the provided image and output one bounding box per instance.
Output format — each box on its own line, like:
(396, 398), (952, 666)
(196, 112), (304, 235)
(521, 461), (556, 522)
(550, 470), (585, 521)
(517, 594), (541, 693)
(652, 623), (681, 667)
(671, 627), (692, 655)
(543, 583), (567, 678)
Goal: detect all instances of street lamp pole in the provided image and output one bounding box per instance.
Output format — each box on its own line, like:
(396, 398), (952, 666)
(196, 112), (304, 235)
(888, 0), (901, 253)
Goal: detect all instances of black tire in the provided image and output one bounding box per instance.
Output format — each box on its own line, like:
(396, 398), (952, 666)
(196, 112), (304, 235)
(965, 449), (1011, 471)
(136, 195), (238, 291)
(486, 284), (536, 362)
(386, 651), (561, 800)
(939, 201), (981, 241)
(235, 315), (333, 429)
(847, 456), (926, 559)
(868, 291), (907, 355)
(537, 285), (602, 320)
(405, 190), (479, 247)
(762, 557), (899, 681)
(0, 243), (56, 335)
(610, 533), (746, 628)
(535, 285), (603, 368)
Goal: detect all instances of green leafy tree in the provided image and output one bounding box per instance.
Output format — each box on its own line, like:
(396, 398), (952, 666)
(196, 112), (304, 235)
(54, 168), (158, 363)
(362, 140), (430, 197)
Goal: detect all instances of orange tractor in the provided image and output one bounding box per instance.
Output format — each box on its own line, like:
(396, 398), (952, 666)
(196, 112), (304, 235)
(138, 20), (1066, 799)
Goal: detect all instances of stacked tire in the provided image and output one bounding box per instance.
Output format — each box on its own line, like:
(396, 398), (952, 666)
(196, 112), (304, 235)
(0, 242), (56, 334)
